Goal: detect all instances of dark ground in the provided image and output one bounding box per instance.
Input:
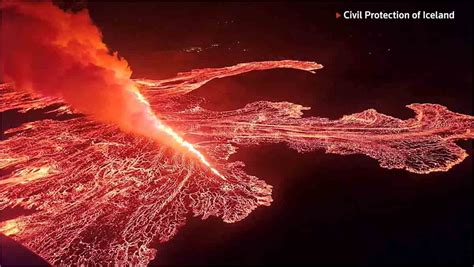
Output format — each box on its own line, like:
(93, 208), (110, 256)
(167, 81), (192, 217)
(1, 1), (472, 265)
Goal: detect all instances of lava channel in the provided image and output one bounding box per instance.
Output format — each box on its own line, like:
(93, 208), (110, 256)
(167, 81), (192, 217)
(0, 60), (473, 265)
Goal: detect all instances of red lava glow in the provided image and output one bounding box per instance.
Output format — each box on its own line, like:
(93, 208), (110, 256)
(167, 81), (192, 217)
(1, 2), (473, 266)
(1, 1), (223, 179)
(1, 60), (473, 265)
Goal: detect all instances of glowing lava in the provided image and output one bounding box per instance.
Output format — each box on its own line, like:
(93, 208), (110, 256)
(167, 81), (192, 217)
(0, 1), (222, 180)
(0, 60), (473, 266)
(132, 89), (226, 180)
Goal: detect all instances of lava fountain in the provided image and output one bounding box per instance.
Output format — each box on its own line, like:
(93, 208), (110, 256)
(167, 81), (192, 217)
(0, 1), (223, 179)
(1, 1), (473, 266)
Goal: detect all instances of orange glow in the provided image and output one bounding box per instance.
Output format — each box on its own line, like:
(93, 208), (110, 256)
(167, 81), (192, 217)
(0, 219), (21, 236)
(1, 1), (223, 179)
(132, 89), (226, 179)
(0, 60), (472, 265)
(0, 166), (53, 185)
(1, 2), (472, 266)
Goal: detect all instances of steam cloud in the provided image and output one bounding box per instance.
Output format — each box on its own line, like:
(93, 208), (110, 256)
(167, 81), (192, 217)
(1, 1), (155, 136)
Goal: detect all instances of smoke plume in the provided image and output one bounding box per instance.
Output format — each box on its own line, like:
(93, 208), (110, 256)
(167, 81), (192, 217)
(1, 1), (156, 136)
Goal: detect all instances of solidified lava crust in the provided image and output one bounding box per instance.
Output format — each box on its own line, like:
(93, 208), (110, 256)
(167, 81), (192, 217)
(1, 61), (473, 265)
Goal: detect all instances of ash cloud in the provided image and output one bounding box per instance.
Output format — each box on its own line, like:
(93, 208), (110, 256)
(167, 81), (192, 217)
(1, 1), (154, 135)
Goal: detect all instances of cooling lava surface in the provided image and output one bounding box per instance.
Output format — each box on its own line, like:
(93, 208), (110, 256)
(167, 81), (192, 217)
(1, 60), (473, 265)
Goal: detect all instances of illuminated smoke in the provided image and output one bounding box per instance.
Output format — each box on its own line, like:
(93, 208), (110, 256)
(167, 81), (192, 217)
(1, 1), (223, 177)
(1, 1), (136, 125)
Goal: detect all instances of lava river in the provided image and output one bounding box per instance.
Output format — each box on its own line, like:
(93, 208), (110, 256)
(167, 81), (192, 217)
(0, 60), (473, 265)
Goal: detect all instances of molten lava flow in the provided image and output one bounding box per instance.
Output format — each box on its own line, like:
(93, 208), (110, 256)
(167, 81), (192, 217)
(0, 1), (222, 179)
(0, 219), (21, 236)
(2, 3), (470, 266)
(0, 60), (473, 266)
(133, 89), (226, 179)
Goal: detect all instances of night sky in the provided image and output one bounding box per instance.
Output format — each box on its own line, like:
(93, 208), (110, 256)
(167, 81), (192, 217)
(1, 1), (472, 265)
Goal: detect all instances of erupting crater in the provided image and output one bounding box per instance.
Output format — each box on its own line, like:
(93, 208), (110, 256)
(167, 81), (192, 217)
(0, 2), (473, 266)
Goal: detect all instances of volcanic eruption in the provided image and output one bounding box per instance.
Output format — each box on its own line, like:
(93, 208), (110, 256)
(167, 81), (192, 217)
(1, 1), (473, 266)
(1, 1), (223, 178)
